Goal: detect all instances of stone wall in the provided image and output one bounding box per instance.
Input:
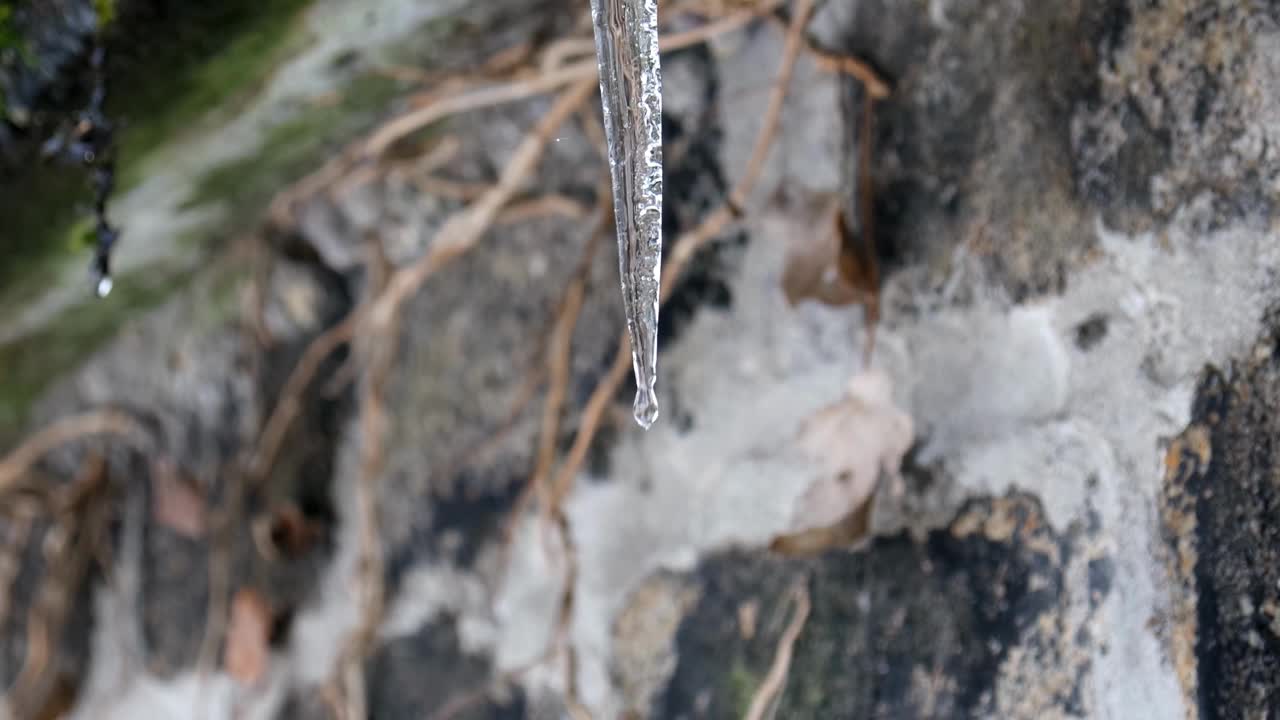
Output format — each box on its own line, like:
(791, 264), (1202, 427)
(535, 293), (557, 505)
(3, 0), (1280, 718)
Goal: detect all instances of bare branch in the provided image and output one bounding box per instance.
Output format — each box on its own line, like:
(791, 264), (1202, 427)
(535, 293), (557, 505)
(744, 582), (811, 720)
(366, 78), (598, 333)
(0, 410), (150, 495)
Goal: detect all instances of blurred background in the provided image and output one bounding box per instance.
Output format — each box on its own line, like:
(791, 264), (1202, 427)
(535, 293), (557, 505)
(1, 0), (1279, 718)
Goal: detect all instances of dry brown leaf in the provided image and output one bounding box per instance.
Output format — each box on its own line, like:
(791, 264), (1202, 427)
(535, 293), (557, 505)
(150, 467), (207, 539)
(770, 500), (873, 557)
(770, 369), (913, 555)
(780, 205), (880, 320)
(780, 202), (861, 307)
(224, 588), (273, 685)
(834, 207), (878, 306)
(782, 97), (882, 363)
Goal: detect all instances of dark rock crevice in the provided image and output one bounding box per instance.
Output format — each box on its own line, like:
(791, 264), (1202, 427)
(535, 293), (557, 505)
(659, 493), (1102, 719)
(829, 0), (1112, 301)
(1162, 305), (1280, 718)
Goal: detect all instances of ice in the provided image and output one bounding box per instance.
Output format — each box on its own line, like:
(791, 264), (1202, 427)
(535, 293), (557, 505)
(589, 0), (665, 429)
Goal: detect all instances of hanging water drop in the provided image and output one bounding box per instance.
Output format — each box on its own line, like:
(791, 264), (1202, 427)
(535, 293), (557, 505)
(633, 384), (659, 429)
(94, 274), (113, 298)
(589, 0), (665, 430)
(90, 221), (117, 300)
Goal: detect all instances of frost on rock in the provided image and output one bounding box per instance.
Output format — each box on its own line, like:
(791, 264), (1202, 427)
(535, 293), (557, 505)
(589, 0), (664, 429)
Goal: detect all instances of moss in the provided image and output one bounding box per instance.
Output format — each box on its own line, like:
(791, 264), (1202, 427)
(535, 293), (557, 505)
(112, 0), (318, 188)
(0, 161), (92, 289)
(192, 261), (250, 333)
(92, 0), (116, 27)
(0, 1), (319, 316)
(0, 4), (16, 53)
(0, 214), (100, 319)
(0, 249), (254, 445)
(61, 215), (98, 252)
(727, 660), (760, 717)
(0, 264), (189, 443)
(0, 2), (430, 441)
(181, 70), (406, 219)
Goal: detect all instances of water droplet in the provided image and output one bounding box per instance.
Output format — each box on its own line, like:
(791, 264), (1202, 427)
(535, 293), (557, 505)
(95, 275), (113, 298)
(633, 387), (659, 429)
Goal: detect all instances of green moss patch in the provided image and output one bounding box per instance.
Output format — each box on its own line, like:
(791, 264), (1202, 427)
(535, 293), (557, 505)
(182, 70), (405, 219)
(110, 0), (317, 186)
(0, 264), (185, 442)
(0, 0), (317, 312)
(0, 254), (251, 444)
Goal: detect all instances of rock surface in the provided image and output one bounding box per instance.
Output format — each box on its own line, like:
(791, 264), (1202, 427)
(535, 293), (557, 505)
(2, 0), (1280, 718)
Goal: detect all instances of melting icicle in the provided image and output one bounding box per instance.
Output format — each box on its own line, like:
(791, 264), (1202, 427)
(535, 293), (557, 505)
(589, 0), (665, 430)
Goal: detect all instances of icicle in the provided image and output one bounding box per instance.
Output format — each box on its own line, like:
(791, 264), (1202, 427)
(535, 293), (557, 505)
(589, 0), (665, 430)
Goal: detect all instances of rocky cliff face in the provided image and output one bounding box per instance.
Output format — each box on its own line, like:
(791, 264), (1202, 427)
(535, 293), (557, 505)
(2, 0), (1280, 718)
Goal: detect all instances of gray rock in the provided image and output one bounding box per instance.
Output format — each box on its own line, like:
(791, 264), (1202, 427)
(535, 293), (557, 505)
(7, 0), (1280, 718)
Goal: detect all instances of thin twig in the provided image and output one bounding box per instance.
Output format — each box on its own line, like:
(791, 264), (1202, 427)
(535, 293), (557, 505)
(333, 238), (398, 720)
(249, 311), (360, 483)
(363, 2), (785, 160)
(440, 208), (608, 720)
(365, 64), (597, 159)
(551, 506), (587, 719)
(497, 194), (593, 225)
(549, 344), (628, 508)
(7, 455), (110, 718)
(744, 582), (811, 720)
(411, 176), (493, 201)
(515, 206), (607, 559)
(0, 410), (150, 495)
(539, 37), (597, 74)
(255, 80), (595, 485)
(804, 45), (890, 100)
(260, 0), (786, 288)
(855, 92), (880, 362)
(366, 79), (598, 334)
(535, 253), (589, 547)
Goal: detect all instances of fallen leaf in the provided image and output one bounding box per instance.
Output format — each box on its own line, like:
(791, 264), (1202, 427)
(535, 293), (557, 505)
(780, 202), (862, 307)
(151, 465), (206, 539)
(224, 588), (273, 685)
(770, 369), (914, 555)
(770, 501), (873, 557)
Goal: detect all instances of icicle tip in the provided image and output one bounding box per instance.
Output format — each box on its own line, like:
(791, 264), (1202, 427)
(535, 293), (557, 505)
(633, 386), (659, 429)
